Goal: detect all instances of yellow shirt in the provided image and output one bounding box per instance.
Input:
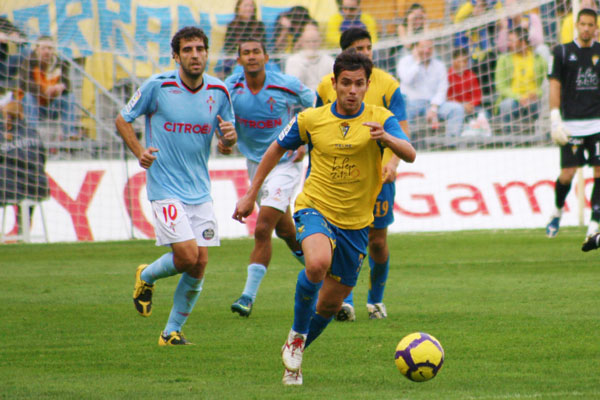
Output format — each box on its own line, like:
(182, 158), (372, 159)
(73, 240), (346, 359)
(316, 68), (405, 166)
(290, 104), (396, 229)
(510, 51), (537, 96)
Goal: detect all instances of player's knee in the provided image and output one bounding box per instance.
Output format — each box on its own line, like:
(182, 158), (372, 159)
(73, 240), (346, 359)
(174, 249), (199, 271)
(254, 221), (274, 242)
(369, 236), (387, 255)
(275, 225), (295, 242)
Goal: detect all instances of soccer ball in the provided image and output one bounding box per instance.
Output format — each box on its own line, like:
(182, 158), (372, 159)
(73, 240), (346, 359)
(394, 332), (444, 382)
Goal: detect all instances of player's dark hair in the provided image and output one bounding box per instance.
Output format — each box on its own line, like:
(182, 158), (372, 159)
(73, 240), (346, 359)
(237, 39), (267, 56)
(578, 8), (598, 23)
(171, 26), (209, 55)
(333, 49), (373, 81)
(340, 27), (371, 50)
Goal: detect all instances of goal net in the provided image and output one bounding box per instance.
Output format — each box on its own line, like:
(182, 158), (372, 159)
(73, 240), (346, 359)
(0, 0), (585, 242)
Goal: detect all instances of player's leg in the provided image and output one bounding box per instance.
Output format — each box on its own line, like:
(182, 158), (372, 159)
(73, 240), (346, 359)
(160, 202), (219, 345)
(282, 209), (333, 373)
(160, 242), (205, 346)
(133, 199), (192, 317)
(366, 183), (395, 319)
(546, 141), (581, 237)
(232, 205), (282, 317)
(366, 227), (389, 319)
(233, 160), (303, 316)
(274, 207), (304, 264)
(306, 225), (368, 347)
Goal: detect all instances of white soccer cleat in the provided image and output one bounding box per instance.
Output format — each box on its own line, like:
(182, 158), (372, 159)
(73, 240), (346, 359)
(281, 329), (306, 372)
(367, 303), (388, 319)
(334, 302), (356, 322)
(282, 367), (303, 385)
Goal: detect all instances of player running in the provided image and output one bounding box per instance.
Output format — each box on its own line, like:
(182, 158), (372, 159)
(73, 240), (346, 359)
(226, 39), (315, 317)
(115, 27), (236, 345)
(545, 8), (600, 241)
(233, 50), (415, 385)
(316, 27), (410, 321)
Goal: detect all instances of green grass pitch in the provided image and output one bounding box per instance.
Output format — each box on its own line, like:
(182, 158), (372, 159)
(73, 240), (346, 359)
(1, 228), (599, 399)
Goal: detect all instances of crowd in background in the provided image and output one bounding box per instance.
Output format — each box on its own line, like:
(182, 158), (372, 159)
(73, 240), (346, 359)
(0, 0), (593, 145)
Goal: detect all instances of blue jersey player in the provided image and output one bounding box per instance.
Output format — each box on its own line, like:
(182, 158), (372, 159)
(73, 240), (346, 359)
(226, 40), (315, 317)
(115, 27), (237, 346)
(316, 28), (410, 321)
(234, 50), (415, 385)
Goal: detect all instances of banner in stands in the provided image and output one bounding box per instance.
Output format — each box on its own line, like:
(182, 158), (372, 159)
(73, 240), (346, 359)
(1, 147), (595, 243)
(1, 0), (337, 60)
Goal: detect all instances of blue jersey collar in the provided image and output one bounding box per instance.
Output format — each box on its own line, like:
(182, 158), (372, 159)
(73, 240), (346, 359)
(330, 101), (364, 119)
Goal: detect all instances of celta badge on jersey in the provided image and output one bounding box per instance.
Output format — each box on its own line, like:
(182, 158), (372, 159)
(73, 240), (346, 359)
(207, 96), (216, 113)
(593, 55), (599, 66)
(125, 89), (142, 113)
(202, 228), (215, 240)
(340, 122), (350, 138)
(267, 96), (276, 112)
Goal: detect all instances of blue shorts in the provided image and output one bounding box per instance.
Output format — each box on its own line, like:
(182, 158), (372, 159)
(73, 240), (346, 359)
(293, 208), (369, 287)
(371, 182), (395, 229)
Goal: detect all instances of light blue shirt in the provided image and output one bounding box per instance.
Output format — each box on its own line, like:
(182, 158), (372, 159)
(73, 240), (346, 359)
(225, 70), (315, 163)
(121, 69), (234, 204)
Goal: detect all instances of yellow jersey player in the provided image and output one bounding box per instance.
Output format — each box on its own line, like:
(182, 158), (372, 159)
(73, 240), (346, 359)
(316, 27), (410, 321)
(233, 50), (415, 385)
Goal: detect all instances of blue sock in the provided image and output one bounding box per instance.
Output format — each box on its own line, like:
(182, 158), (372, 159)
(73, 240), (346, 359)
(367, 255), (389, 304)
(141, 253), (177, 284)
(292, 269), (322, 334)
(305, 312), (333, 348)
(242, 263), (267, 301)
(292, 250), (305, 266)
(342, 290), (354, 306)
(164, 273), (203, 334)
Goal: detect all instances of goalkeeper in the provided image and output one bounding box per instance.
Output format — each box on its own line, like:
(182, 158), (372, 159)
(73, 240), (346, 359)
(545, 8), (600, 240)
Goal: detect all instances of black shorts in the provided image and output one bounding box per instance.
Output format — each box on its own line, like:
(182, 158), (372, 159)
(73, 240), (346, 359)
(560, 133), (600, 168)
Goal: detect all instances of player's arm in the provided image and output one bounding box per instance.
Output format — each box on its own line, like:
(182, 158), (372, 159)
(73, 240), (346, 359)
(233, 141), (288, 222)
(115, 114), (157, 169)
(364, 118), (416, 163)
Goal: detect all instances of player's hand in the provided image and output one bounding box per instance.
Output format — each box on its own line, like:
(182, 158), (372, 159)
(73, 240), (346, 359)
(217, 115), (237, 147)
(139, 147), (158, 169)
(217, 139), (233, 155)
(232, 193), (255, 223)
(382, 159), (399, 183)
(550, 109), (570, 146)
(364, 122), (386, 142)
(290, 145), (306, 163)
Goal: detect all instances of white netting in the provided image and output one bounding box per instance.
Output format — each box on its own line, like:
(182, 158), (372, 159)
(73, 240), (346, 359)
(0, 0), (581, 242)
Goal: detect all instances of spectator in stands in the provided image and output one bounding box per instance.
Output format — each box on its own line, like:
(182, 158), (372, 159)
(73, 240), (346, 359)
(0, 97), (49, 236)
(447, 47), (485, 118)
(285, 21), (335, 90)
(454, 0), (498, 97)
(496, 0), (549, 61)
(0, 17), (27, 94)
(20, 35), (82, 141)
(326, 0), (378, 48)
(494, 27), (547, 134)
(397, 39), (465, 137)
(270, 6), (312, 54)
(219, 0), (266, 78)
(560, 0), (600, 43)
(397, 3), (428, 46)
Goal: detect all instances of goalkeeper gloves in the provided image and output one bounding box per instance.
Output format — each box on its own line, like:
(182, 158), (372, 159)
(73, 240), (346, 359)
(550, 109), (570, 146)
